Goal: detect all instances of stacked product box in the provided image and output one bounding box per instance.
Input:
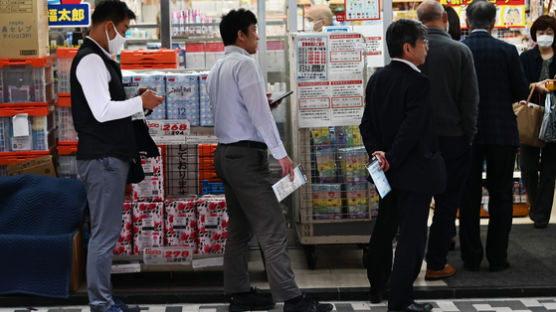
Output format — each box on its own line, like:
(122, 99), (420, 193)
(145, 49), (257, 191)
(196, 195), (228, 255)
(133, 73), (167, 120)
(199, 72), (213, 126)
(312, 184), (342, 219)
(335, 126), (363, 148)
(164, 197), (198, 250)
(1, 111), (54, 152)
(132, 147), (164, 202)
(311, 127), (337, 183)
(166, 73), (200, 125)
(133, 202), (165, 255)
(114, 201), (134, 256)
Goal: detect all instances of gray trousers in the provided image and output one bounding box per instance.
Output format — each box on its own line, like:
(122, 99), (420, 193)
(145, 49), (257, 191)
(214, 144), (301, 301)
(77, 157), (129, 312)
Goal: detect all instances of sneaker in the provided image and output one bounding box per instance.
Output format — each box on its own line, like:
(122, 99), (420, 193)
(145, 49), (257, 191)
(105, 305), (123, 312)
(229, 288), (275, 312)
(113, 297), (141, 312)
(284, 294), (333, 312)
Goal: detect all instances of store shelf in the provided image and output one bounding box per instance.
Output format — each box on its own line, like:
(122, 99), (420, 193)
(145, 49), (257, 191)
(112, 254), (223, 273)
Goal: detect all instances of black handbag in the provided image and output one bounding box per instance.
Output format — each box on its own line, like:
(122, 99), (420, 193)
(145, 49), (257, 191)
(126, 119), (160, 184)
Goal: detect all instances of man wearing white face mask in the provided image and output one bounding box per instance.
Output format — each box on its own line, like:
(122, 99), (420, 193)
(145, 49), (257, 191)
(304, 4), (333, 32)
(70, 1), (163, 312)
(519, 15), (556, 229)
(416, 0), (479, 281)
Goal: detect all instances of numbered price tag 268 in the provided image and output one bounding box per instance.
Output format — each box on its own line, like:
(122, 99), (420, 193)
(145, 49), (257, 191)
(147, 120), (191, 145)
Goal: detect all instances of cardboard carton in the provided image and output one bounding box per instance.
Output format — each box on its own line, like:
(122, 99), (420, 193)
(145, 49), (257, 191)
(0, 0), (49, 58)
(7, 155), (56, 177)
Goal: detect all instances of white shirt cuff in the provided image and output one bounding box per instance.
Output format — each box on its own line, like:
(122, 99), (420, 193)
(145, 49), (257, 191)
(270, 144), (288, 160)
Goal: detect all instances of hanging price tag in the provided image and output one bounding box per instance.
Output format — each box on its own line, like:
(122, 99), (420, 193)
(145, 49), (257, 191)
(147, 120), (190, 144)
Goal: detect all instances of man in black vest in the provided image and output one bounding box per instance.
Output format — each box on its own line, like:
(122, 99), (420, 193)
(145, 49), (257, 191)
(70, 1), (163, 312)
(360, 19), (446, 311)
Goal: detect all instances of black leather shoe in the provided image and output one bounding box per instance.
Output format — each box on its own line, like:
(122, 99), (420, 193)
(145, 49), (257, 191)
(229, 288), (274, 312)
(369, 288), (386, 303)
(389, 302), (433, 312)
(534, 222), (548, 229)
(463, 262), (480, 271)
(489, 261), (510, 272)
(284, 294), (333, 312)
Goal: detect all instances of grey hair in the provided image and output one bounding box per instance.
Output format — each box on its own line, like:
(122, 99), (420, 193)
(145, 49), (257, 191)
(466, 0), (496, 29)
(417, 0), (445, 24)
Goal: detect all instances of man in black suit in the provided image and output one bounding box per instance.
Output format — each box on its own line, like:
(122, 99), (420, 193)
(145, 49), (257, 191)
(460, 0), (529, 272)
(360, 19), (446, 312)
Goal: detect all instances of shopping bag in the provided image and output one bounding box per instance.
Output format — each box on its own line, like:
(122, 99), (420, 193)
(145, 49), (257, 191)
(539, 92), (556, 143)
(513, 86), (545, 147)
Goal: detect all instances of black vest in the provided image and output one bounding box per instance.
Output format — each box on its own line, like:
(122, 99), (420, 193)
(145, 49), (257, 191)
(70, 38), (136, 161)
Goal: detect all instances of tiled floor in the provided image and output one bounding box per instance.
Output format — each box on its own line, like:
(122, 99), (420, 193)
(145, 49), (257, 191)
(4, 298), (556, 312)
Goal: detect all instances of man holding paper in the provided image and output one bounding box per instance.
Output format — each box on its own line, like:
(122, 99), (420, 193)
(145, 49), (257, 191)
(359, 19), (446, 312)
(208, 9), (332, 312)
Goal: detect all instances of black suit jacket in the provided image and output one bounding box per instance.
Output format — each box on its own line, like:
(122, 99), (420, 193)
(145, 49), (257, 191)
(463, 31), (529, 146)
(360, 61), (446, 195)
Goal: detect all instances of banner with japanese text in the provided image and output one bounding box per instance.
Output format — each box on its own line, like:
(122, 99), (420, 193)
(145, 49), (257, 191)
(439, 0), (525, 28)
(48, 3), (90, 27)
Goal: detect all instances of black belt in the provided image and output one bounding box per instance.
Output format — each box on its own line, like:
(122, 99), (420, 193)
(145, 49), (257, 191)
(222, 140), (267, 150)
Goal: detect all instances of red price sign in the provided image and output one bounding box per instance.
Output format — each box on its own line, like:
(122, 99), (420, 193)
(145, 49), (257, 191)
(144, 246), (194, 264)
(147, 119), (190, 145)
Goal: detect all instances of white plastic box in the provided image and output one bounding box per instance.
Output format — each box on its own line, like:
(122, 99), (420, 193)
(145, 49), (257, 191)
(0, 111), (55, 152)
(0, 57), (54, 104)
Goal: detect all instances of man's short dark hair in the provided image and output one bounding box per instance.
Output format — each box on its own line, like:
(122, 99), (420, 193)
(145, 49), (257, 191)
(386, 19), (428, 58)
(220, 9), (258, 46)
(530, 15), (556, 42)
(466, 0), (496, 30)
(92, 0), (136, 26)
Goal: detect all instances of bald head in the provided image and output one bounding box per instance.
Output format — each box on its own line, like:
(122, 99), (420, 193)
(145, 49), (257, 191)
(417, 0), (445, 24)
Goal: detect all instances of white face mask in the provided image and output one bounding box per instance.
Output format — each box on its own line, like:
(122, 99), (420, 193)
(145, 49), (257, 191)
(306, 19), (323, 32)
(537, 34), (554, 48)
(105, 23), (126, 55)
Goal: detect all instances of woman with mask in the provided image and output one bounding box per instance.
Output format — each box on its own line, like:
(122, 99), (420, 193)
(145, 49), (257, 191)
(519, 15), (556, 229)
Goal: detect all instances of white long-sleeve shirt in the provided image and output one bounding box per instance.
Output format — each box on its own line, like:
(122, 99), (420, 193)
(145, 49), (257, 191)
(207, 45), (287, 160)
(75, 37), (143, 123)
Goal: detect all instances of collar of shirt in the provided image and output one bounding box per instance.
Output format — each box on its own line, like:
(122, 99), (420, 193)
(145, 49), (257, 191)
(86, 36), (112, 59)
(428, 27), (450, 38)
(471, 29), (490, 33)
(391, 58), (421, 73)
(225, 45), (251, 57)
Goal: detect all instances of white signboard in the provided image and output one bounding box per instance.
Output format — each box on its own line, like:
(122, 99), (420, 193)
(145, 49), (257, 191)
(354, 24), (385, 68)
(147, 120), (190, 144)
(296, 33), (365, 128)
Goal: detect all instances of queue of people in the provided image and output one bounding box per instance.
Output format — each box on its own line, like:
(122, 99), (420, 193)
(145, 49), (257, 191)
(68, 0), (555, 311)
(360, 0), (556, 311)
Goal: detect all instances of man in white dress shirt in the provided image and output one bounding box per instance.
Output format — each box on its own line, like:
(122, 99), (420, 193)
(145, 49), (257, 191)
(207, 9), (333, 312)
(70, 1), (163, 312)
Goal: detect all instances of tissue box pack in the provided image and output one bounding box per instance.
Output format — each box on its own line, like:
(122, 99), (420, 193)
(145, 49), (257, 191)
(166, 73), (200, 124)
(114, 201), (134, 256)
(199, 72), (213, 126)
(196, 195), (228, 255)
(165, 198), (198, 248)
(133, 202), (164, 255)
(133, 73), (167, 120)
(312, 184), (342, 220)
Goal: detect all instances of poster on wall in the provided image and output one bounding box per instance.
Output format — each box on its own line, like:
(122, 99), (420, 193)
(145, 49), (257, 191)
(295, 33), (365, 128)
(345, 0), (381, 21)
(354, 23), (385, 68)
(442, 0), (525, 28)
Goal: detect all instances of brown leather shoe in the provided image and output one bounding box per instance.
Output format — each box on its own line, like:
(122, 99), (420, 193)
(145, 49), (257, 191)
(425, 264), (456, 280)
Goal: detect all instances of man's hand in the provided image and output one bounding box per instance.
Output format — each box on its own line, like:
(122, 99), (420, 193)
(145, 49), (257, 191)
(278, 156), (295, 181)
(137, 87), (148, 96)
(372, 151), (390, 172)
(141, 90), (164, 110)
(267, 92), (283, 111)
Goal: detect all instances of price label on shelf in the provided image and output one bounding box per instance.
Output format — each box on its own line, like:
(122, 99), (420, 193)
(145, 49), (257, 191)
(143, 246), (194, 265)
(147, 120), (190, 144)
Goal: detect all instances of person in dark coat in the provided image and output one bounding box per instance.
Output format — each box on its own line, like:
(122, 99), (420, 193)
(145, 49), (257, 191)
(460, 0), (529, 272)
(518, 15), (556, 229)
(360, 18), (446, 312)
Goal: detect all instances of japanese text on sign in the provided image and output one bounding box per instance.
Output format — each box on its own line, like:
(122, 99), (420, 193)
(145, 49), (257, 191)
(147, 120), (190, 145)
(48, 4), (90, 27)
(1, 21), (33, 40)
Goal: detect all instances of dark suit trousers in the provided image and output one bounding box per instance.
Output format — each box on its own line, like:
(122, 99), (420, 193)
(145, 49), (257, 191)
(520, 143), (556, 225)
(460, 144), (516, 268)
(426, 136), (471, 270)
(366, 188), (431, 310)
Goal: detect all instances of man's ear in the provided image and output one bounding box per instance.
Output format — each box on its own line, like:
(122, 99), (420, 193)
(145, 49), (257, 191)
(402, 42), (412, 58)
(237, 29), (245, 42)
(443, 11), (448, 23)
